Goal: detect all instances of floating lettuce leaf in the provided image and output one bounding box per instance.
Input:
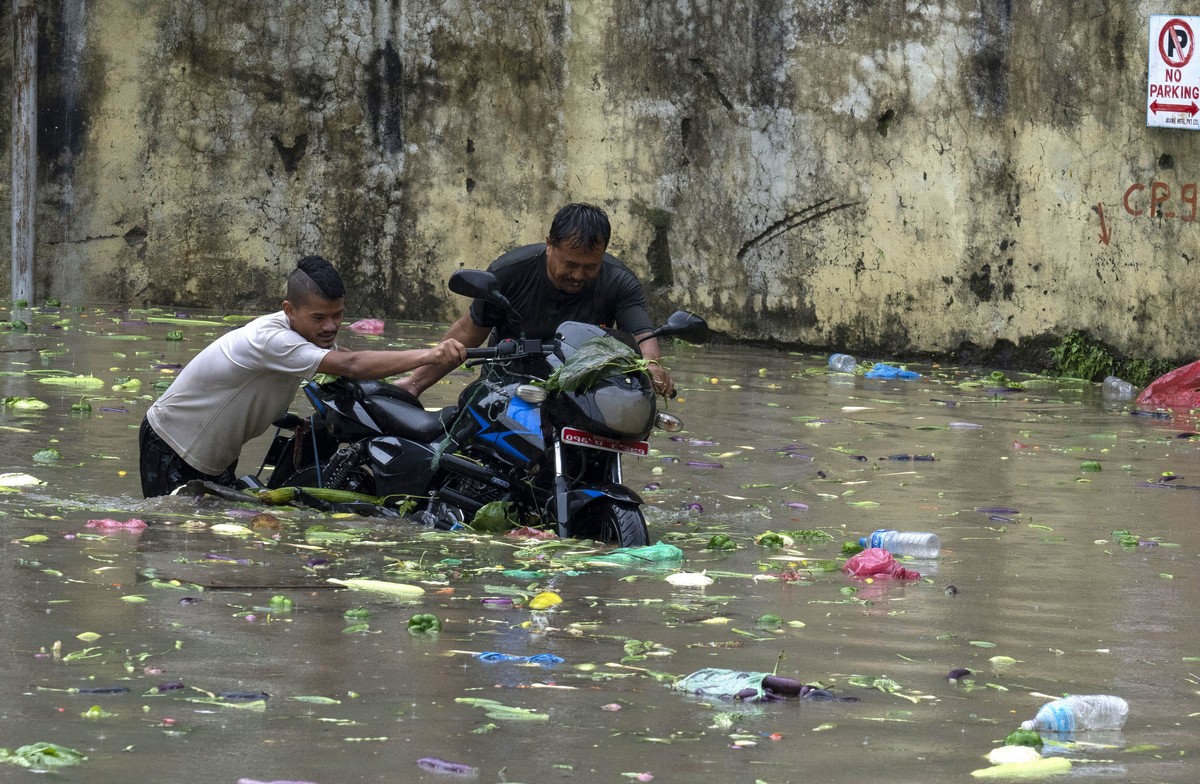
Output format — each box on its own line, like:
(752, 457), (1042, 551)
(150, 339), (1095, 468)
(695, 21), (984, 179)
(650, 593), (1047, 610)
(1003, 729), (1044, 749)
(455, 697), (549, 721)
(0, 742), (86, 768)
(470, 500), (517, 533)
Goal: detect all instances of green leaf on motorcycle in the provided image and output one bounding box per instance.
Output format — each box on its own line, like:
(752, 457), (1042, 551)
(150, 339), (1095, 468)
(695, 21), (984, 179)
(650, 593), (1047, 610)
(542, 336), (650, 393)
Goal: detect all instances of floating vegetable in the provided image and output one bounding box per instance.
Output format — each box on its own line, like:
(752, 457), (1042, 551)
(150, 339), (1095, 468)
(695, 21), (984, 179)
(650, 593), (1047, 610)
(706, 534), (737, 551)
(0, 742), (86, 768)
(417, 757), (479, 776)
(268, 595), (294, 612)
(0, 473), (44, 487)
(1003, 728), (1044, 749)
(4, 397), (48, 410)
(528, 591), (563, 610)
(970, 757), (1070, 779)
(37, 375), (105, 389)
(327, 578), (425, 597)
(755, 531), (794, 548)
(470, 500), (517, 533)
(407, 613), (442, 634)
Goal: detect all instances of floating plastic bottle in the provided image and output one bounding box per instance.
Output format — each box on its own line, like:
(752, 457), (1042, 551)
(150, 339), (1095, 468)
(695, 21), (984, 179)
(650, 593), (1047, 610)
(828, 353), (857, 373)
(1020, 694), (1128, 732)
(858, 529), (941, 558)
(1101, 376), (1135, 400)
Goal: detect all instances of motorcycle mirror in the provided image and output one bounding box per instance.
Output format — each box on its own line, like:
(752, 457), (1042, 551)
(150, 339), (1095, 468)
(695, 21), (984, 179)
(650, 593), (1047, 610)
(639, 311), (710, 345)
(448, 269), (513, 311)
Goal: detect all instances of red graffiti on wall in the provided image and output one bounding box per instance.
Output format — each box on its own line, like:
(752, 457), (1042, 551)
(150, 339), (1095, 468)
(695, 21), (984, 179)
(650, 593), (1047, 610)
(1122, 180), (1198, 221)
(1095, 203), (1112, 245)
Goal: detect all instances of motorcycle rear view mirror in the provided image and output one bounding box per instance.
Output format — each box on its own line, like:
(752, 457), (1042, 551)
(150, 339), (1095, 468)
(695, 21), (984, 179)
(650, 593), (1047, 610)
(448, 269), (513, 311)
(639, 311), (709, 345)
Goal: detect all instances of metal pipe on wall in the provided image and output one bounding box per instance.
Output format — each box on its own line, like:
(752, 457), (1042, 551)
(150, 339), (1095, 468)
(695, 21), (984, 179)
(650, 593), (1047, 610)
(11, 0), (37, 305)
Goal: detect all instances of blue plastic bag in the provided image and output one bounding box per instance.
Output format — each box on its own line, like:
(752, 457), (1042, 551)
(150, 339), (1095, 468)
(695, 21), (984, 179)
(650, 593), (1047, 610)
(864, 363), (920, 380)
(476, 651), (565, 666)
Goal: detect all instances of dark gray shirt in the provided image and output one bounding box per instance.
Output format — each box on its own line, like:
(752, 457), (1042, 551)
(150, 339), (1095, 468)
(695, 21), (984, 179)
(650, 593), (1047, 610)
(469, 243), (654, 342)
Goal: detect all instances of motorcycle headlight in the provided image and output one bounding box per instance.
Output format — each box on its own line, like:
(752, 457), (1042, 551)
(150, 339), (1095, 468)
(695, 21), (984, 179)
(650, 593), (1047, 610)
(515, 384), (547, 403)
(654, 412), (684, 432)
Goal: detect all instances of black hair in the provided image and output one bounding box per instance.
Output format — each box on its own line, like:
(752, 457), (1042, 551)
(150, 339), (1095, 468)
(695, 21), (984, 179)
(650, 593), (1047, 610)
(547, 203), (611, 252)
(286, 255), (345, 304)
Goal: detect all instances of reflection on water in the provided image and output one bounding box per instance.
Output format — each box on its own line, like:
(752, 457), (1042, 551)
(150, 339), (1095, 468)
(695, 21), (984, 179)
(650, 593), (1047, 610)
(2, 306), (1199, 782)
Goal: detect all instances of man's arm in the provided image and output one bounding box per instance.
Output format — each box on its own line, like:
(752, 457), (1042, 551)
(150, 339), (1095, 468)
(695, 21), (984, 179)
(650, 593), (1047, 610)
(317, 339), (467, 380)
(393, 313), (493, 397)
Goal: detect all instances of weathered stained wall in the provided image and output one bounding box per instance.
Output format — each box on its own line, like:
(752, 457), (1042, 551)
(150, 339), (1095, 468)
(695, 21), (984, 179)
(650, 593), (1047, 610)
(1, 1), (1197, 361)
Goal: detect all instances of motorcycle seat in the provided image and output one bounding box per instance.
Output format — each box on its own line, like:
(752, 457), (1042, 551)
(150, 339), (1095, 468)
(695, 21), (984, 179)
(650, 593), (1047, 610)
(355, 381), (449, 443)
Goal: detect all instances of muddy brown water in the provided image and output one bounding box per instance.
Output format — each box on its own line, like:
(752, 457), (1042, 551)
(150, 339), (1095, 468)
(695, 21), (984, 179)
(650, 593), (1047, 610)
(2, 305), (1199, 783)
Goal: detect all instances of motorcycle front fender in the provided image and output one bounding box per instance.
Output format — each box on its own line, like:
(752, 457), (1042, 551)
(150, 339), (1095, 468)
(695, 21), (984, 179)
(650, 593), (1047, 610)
(556, 482), (644, 536)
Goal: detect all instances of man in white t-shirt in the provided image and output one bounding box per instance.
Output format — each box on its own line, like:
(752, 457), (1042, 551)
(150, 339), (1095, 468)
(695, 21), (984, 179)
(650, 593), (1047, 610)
(139, 255), (466, 497)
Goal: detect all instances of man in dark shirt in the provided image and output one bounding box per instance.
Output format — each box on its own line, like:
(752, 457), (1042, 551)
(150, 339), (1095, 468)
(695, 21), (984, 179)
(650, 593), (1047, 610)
(397, 203), (674, 397)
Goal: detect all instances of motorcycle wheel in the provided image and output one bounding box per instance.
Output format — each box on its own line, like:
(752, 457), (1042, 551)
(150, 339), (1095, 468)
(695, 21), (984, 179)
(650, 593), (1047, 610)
(285, 465), (377, 497)
(570, 501), (648, 547)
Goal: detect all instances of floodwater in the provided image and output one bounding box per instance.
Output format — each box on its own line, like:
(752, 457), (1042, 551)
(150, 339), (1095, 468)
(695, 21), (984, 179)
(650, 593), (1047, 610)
(2, 304), (1199, 783)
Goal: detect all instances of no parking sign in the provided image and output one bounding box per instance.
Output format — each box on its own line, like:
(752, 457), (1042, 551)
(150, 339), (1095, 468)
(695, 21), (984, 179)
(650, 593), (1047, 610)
(1148, 15), (1199, 129)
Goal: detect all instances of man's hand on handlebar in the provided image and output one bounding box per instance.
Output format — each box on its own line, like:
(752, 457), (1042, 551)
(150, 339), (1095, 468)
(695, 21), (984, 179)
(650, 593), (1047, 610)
(427, 339), (467, 367)
(649, 363), (675, 399)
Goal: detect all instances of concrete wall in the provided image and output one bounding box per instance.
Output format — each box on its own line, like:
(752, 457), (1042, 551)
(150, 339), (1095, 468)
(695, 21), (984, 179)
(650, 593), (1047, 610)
(2, 1), (1197, 361)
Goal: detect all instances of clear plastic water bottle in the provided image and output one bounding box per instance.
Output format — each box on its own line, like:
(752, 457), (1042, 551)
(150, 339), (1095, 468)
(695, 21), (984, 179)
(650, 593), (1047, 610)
(828, 353), (857, 373)
(1020, 695), (1128, 732)
(858, 529), (940, 558)
(1101, 376), (1135, 400)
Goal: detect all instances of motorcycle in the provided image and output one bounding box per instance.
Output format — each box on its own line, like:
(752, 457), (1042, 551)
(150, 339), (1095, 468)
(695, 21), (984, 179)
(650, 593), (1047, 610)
(242, 269), (709, 547)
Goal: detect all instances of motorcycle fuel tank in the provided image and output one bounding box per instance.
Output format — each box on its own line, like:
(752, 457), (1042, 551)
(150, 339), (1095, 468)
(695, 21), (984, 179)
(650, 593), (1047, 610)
(455, 384), (545, 468)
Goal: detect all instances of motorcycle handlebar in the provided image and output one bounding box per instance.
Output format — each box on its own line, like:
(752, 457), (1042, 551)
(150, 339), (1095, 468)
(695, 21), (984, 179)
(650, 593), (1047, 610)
(464, 338), (557, 364)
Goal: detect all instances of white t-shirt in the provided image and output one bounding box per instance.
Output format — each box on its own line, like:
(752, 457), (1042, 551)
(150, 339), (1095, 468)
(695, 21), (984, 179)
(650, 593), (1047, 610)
(146, 311), (331, 474)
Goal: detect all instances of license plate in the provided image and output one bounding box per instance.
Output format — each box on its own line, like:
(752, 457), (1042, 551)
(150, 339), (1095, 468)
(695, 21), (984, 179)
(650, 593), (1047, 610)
(561, 427), (649, 456)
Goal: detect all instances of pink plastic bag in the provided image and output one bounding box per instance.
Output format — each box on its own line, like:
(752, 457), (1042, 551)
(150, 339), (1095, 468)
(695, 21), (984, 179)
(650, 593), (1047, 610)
(843, 548), (921, 580)
(1136, 358), (1200, 410)
(347, 319), (385, 335)
(86, 518), (147, 531)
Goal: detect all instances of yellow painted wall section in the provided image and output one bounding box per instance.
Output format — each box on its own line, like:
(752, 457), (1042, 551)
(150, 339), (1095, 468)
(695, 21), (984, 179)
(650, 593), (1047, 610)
(0, 1), (1195, 361)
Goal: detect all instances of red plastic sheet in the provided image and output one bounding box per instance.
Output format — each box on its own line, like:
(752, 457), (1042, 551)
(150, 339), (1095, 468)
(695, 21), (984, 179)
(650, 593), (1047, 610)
(1136, 359), (1200, 410)
(842, 547), (921, 580)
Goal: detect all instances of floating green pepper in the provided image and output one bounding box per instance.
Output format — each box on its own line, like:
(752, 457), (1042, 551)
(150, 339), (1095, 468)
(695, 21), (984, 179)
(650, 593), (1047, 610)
(268, 595), (294, 612)
(706, 534), (736, 551)
(408, 613), (442, 634)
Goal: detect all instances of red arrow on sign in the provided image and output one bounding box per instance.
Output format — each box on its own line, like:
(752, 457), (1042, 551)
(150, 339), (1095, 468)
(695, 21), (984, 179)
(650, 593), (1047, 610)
(1151, 100), (1200, 116)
